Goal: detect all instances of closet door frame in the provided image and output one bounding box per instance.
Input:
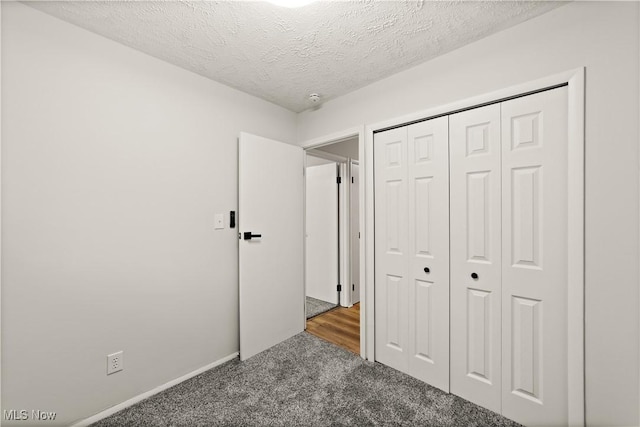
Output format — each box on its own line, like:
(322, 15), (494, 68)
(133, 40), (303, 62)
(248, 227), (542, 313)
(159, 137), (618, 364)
(365, 68), (585, 426)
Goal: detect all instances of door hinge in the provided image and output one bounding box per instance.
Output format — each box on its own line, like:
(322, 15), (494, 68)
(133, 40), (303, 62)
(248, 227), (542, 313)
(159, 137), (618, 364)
(337, 284), (342, 292)
(358, 232), (361, 239)
(352, 284), (355, 291)
(352, 177), (354, 183)
(337, 177), (342, 184)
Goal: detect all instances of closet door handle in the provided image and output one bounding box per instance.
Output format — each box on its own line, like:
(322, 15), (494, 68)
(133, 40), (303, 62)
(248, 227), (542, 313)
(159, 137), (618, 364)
(424, 267), (430, 273)
(471, 272), (479, 280)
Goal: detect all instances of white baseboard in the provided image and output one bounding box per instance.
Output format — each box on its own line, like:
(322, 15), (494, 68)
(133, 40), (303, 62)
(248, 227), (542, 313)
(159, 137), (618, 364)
(70, 352), (239, 427)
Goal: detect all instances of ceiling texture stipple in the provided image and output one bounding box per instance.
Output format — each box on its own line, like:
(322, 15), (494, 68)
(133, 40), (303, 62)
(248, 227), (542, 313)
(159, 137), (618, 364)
(27, 1), (566, 112)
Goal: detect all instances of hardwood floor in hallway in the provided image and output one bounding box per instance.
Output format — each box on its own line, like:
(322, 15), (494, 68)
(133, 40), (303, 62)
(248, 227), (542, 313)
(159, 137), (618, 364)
(306, 303), (360, 354)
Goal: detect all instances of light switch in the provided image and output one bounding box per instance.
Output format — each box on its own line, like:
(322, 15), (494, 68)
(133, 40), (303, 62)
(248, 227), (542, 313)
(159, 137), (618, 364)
(214, 213), (224, 230)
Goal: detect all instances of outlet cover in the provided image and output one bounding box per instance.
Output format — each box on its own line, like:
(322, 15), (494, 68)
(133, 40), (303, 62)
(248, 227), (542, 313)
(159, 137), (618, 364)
(107, 351), (124, 375)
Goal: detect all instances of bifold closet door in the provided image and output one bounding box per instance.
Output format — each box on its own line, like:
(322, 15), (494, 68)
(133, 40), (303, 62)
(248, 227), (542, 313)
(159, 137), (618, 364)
(450, 87), (570, 426)
(406, 118), (450, 391)
(501, 87), (568, 426)
(449, 104), (502, 413)
(374, 127), (409, 372)
(374, 117), (450, 392)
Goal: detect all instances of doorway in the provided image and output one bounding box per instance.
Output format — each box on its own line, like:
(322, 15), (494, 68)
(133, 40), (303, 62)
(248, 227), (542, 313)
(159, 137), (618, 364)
(303, 136), (361, 354)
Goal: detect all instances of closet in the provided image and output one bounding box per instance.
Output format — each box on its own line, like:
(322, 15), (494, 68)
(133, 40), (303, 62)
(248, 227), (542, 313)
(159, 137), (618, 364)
(374, 86), (569, 426)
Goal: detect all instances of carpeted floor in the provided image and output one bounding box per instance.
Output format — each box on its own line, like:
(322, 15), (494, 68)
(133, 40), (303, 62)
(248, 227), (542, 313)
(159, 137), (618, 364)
(306, 296), (337, 319)
(92, 333), (521, 427)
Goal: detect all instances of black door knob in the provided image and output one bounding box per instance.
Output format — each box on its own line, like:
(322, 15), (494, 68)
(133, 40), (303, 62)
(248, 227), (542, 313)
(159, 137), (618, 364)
(424, 267), (430, 273)
(471, 272), (479, 279)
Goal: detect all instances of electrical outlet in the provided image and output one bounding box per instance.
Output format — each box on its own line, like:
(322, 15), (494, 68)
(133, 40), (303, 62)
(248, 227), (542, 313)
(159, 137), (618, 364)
(107, 351), (124, 375)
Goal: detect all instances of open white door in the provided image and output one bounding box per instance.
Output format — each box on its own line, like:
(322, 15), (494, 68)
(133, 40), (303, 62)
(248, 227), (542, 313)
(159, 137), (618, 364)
(305, 162), (339, 304)
(239, 132), (304, 361)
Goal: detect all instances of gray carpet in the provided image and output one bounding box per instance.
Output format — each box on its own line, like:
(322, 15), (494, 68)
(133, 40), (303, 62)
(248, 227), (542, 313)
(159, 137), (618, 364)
(92, 333), (521, 427)
(306, 296), (337, 319)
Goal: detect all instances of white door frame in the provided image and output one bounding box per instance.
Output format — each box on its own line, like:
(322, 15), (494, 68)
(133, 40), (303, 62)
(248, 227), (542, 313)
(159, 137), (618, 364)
(348, 159), (360, 307)
(337, 161), (349, 308)
(302, 127), (367, 358)
(0, 4), (4, 407)
(365, 68), (585, 425)
(637, 6), (640, 425)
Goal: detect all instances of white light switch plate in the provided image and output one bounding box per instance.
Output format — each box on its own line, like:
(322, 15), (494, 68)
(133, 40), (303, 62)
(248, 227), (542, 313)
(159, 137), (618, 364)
(214, 213), (224, 229)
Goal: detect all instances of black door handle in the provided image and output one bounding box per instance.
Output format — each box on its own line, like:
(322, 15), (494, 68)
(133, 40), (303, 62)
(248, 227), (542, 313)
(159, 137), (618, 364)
(471, 272), (479, 280)
(243, 232), (262, 240)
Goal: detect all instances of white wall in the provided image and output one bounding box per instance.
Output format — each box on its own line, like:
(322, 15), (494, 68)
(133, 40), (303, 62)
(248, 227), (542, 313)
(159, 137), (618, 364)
(1, 3), (296, 425)
(315, 137), (359, 160)
(297, 2), (640, 426)
(305, 153), (334, 167)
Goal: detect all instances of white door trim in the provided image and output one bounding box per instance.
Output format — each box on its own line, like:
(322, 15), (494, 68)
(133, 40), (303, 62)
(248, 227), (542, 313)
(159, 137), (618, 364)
(301, 126), (367, 358)
(365, 68), (585, 426)
(338, 162), (349, 307)
(637, 5), (640, 424)
(348, 159), (360, 308)
(0, 4), (4, 410)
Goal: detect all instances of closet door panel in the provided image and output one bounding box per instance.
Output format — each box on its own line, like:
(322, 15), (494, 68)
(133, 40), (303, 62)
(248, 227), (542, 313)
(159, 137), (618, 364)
(374, 128), (410, 372)
(407, 117), (450, 392)
(450, 104), (502, 413)
(501, 87), (568, 426)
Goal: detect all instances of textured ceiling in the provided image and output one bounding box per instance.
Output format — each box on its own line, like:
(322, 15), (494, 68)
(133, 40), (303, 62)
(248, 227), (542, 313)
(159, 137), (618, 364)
(26, 1), (565, 112)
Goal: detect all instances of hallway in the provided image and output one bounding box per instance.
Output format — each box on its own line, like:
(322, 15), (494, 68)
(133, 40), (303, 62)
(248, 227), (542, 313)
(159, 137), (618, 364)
(306, 303), (360, 354)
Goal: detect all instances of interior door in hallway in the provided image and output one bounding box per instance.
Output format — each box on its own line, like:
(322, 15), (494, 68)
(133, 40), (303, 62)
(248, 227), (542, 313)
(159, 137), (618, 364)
(449, 103), (503, 413)
(306, 162), (339, 304)
(239, 132), (304, 361)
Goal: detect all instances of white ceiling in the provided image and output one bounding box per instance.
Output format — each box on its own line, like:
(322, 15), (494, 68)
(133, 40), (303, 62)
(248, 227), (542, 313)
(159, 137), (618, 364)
(27, 1), (565, 112)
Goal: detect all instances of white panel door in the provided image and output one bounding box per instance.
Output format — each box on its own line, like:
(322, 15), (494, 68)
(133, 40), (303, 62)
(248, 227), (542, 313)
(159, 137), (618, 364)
(406, 117), (450, 392)
(374, 117), (449, 390)
(374, 127), (409, 372)
(239, 132), (304, 361)
(501, 87), (568, 426)
(450, 104), (502, 413)
(350, 162), (360, 305)
(305, 163), (339, 304)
